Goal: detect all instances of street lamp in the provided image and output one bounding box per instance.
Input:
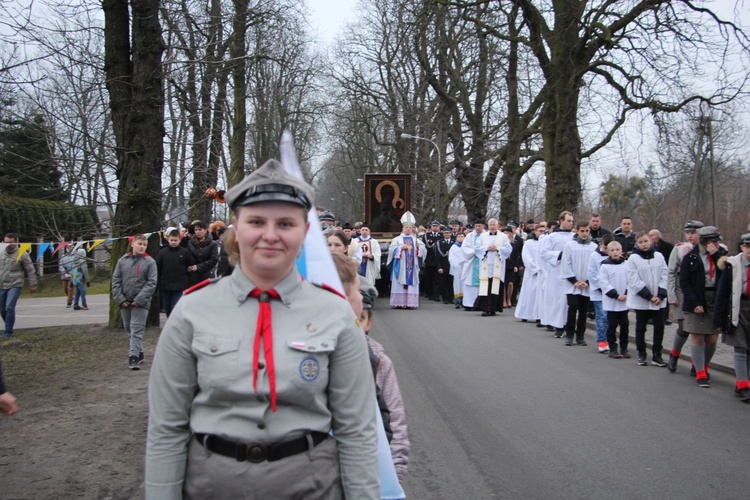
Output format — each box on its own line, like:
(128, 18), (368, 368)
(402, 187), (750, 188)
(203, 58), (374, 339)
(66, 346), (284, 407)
(400, 133), (443, 219)
(399, 133), (442, 174)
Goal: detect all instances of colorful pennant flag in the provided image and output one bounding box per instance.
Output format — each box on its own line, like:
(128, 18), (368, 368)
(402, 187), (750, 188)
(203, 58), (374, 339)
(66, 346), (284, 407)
(89, 239), (107, 252)
(16, 243), (31, 262)
(36, 243), (51, 261)
(52, 242), (68, 256)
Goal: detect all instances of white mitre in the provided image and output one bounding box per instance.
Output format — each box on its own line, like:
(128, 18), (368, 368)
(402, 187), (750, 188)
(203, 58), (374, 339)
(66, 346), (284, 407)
(400, 211), (416, 227)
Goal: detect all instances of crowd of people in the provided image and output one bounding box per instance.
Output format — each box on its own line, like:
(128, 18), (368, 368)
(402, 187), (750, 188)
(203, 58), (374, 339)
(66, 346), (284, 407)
(4, 180), (750, 497)
(327, 211), (750, 404)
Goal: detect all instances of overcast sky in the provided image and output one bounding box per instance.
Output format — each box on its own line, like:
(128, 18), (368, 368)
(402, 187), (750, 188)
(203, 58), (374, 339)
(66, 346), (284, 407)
(303, 0), (749, 188)
(306, 0), (357, 44)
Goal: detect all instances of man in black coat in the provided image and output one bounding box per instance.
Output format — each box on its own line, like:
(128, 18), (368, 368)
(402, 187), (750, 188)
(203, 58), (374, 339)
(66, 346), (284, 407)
(649, 229), (674, 262)
(435, 227), (454, 304)
(613, 216), (636, 254)
(421, 220), (443, 300)
(589, 213), (611, 243)
(156, 230), (197, 316)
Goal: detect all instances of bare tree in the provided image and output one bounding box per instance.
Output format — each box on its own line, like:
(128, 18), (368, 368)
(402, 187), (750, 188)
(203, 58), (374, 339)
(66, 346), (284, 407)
(474, 0), (750, 218)
(161, 0), (231, 222)
(103, 0), (165, 326)
(652, 103), (750, 244)
(328, 0), (443, 223)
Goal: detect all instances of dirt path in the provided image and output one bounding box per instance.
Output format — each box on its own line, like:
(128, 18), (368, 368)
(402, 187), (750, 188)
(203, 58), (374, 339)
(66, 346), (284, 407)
(1, 326), (161, 499)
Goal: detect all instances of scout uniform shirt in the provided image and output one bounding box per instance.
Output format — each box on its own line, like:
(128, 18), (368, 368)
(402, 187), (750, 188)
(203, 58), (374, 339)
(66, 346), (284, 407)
(145, 266), (379, 499)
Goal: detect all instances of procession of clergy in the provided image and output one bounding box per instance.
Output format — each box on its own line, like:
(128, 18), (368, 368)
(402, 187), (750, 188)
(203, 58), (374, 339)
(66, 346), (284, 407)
(347, 208), (648, 329)
(380, 210), (532, 314)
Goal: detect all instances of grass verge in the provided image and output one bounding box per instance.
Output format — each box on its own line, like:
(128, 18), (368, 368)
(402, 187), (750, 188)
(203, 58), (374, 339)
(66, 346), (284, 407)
(1, 325), (160, 388)
(22, 276), (111, 298)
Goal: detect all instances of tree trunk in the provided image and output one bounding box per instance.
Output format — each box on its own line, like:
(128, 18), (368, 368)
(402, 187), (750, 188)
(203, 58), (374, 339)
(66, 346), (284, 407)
(500, 8), (522, 223)
(103, 0), (165, 327)
(228, 0), (249, 189)
(542, 81), (582, 220)
(541, 2), (584, 220)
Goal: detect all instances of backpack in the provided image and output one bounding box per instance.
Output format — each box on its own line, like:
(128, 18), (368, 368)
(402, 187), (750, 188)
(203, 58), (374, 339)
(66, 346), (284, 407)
(71, 267), (84, 285)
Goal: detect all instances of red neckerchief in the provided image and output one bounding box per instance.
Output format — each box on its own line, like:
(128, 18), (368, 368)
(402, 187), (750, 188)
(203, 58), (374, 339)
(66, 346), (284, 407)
(249, 288), (280, 412)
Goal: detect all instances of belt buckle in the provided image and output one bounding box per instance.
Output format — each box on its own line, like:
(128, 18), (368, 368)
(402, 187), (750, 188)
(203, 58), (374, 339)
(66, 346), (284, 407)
(243, 442), (267, 463)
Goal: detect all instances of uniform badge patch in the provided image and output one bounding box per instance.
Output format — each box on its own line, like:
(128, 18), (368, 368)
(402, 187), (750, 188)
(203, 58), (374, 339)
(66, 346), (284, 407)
(299, 357), (320, 382)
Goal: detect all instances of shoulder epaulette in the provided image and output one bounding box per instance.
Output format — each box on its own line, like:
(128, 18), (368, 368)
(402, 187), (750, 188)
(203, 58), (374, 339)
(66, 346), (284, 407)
(309, 281), (347, 300)
(183, 276), (221, 295)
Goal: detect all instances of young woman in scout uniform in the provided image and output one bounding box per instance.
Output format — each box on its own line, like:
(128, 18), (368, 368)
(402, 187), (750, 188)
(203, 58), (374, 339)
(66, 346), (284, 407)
(146, 159), (379, 499)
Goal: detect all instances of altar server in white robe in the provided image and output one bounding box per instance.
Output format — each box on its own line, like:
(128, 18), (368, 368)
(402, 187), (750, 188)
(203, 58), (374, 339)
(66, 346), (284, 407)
(534, 222), (550, 328)
(539, 211), (575, 336)
(560, 222), (596, 345)
(515, 223), (545, 322)
(448, 232), (466, 308)
(387, 211), (426, 309)
(355, 224), (381, 286)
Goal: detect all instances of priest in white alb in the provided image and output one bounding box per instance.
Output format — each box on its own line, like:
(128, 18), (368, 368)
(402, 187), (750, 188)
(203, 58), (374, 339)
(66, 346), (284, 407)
(463, 218), (512, 316)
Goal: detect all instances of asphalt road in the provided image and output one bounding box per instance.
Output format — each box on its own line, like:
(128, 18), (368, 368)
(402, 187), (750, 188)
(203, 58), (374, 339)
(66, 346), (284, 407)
(371, 299), (749, 499)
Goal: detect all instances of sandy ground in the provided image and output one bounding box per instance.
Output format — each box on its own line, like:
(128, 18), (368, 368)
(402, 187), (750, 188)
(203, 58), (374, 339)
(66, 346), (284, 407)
(0, 325), (159, 500)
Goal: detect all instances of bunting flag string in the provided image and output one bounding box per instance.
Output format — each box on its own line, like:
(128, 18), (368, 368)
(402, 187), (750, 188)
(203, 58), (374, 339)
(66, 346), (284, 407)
(0, 230), (179, 261)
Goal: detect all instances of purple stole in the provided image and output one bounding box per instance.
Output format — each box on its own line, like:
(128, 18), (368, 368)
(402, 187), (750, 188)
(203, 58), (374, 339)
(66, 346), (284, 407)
(402, 235), (415, 286)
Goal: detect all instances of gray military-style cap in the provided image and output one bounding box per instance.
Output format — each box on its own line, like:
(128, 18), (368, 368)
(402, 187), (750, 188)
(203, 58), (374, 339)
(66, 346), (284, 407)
(740, 233), (750, 246)
(684, 220), (705, 231)
(226, 159), (315, 211)
(319, 210), (336, 222)
(697, 225), (720, 240)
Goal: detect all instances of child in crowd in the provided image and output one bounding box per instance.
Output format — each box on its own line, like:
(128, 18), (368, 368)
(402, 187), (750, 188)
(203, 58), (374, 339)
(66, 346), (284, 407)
(599, 241), (630, 358)
(588, 234), (613, 352)
(448, 232), (466, 308)
(112, 234), (158, 370)
(515, 223), (544, 323)
(561, 222), (595, 346)
(71, 248), (90, 310)
(331, 253), (410, 484)
(155, 229), (196, 317)
(328, 230), (363, 263)
(359, 285), (410, 481)
(626, 231), (669, 367)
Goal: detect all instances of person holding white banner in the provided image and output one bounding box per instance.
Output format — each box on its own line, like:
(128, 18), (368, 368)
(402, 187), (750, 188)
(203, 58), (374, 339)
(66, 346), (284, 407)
(355, 224), (382, 287)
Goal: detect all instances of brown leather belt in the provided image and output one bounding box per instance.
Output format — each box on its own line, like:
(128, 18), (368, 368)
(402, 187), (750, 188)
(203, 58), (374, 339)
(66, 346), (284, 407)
(195, 431), (329, 463)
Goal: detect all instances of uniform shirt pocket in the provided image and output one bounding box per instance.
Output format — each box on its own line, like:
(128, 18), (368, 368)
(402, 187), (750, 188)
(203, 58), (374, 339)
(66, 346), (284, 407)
(192, 336), (241, 392)
(284, 338), (337, 407)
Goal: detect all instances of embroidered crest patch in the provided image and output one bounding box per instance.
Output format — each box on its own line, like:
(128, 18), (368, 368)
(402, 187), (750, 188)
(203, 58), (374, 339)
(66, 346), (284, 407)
(299, 357), (320, 382)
